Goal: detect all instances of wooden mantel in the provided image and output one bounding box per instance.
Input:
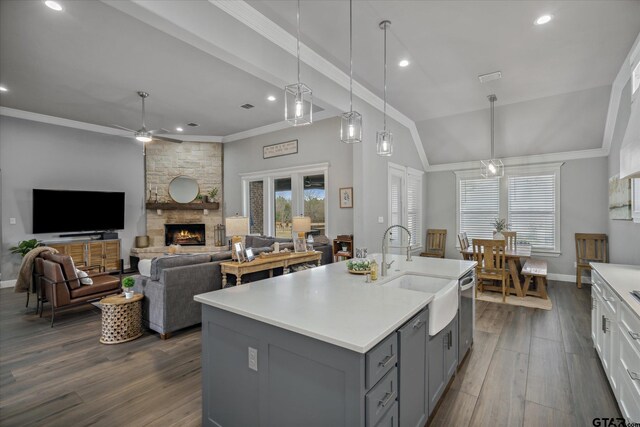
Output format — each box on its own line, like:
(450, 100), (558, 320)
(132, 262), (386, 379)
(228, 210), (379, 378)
(145, 202), (220, 211)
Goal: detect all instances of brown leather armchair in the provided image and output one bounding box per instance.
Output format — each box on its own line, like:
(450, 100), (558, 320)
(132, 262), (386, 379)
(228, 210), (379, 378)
(39, 253), (121, 326)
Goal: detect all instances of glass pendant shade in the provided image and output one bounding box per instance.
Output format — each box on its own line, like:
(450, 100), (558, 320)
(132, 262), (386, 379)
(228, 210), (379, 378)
(376, 130), (393, 156)
(340, 111), (362, 143)
(481, 158), (504, 178)
(135, 131), (152, 143)
(285, 84), (313, 126)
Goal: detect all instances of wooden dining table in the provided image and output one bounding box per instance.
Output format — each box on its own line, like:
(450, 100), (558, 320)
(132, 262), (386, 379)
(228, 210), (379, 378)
(462, 243), (532, 297)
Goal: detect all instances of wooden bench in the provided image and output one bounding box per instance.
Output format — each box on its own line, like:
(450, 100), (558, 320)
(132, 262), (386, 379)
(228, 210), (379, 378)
(521, 259), (548, 299)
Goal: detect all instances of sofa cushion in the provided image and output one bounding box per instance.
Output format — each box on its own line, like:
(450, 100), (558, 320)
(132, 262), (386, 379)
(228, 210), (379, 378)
(272, 237), (292, 243)
(138, 259), (152, 277)
(211, 251), (233, 261)
(47, 253), (81, 289)
(69, 275), (120, 299)
(244, 235), (255, 248)
(249, 236), (275, 248)
(150, 254), (212, 281)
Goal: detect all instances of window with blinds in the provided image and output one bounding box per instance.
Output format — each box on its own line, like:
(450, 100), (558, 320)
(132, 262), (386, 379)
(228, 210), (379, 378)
(407, 172), (422, 247)
(508, 175), (556, 249)
(459, 178), (500, 242)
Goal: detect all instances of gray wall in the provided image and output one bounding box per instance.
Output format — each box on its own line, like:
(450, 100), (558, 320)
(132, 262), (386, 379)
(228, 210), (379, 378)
(607, 78), (640, 265)
(0, 116), (145, 280)
(425, 156), (610, 277)
(223, 117), (354, 238)
(418, 86), (611, 164)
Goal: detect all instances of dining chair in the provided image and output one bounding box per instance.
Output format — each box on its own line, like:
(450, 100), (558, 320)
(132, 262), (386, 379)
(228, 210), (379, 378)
(458, 232), (472, 260)
(575, 233), (608, 288)
(421, 229), (447, 258)
(502, 231), (517, 249)
(472, 239), (508, 302)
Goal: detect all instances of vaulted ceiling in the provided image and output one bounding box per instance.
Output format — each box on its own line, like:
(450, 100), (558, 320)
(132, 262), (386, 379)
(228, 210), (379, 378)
(1, 0), (638, 165)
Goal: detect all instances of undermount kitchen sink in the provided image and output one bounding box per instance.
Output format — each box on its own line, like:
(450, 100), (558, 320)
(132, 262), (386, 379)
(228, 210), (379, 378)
(382, 274), (459, 336)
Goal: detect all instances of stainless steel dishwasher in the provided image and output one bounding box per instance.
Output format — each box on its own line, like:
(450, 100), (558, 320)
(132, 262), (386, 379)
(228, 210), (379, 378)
(458, 270), (475, 363)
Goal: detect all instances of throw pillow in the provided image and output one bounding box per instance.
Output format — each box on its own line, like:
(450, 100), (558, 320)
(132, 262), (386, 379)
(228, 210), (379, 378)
(75, 269), (93, 285)
(313, 234), (330, 245)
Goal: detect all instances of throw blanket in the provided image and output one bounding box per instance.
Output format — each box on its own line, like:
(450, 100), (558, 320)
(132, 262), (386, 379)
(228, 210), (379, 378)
(14, 246), (59, 293)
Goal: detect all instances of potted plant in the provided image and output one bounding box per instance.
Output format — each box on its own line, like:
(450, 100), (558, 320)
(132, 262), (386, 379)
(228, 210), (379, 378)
(208, 187), (219, 203)
(122, 276), (135, 299)
(10, 239), (42, 257)
(492, 218), (510, 240)
(195, 193), (204, 203)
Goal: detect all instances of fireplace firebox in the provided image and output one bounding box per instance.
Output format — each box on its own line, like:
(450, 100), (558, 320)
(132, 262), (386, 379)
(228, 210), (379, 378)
(165, 223), (206, 246)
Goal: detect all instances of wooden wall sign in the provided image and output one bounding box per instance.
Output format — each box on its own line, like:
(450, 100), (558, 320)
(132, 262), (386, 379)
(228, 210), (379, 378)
(263, 140), (298, 159)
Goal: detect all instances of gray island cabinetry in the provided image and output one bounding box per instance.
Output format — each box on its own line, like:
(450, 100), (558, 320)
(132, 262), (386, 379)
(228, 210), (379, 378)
(195, 255), (475, 427)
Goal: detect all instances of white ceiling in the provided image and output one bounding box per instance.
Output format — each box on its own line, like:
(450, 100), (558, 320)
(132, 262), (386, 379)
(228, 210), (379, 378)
(0, 0), (638, 163)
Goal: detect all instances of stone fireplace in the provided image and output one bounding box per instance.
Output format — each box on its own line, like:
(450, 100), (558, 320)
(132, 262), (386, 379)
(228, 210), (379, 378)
(165, 223), (206, 246)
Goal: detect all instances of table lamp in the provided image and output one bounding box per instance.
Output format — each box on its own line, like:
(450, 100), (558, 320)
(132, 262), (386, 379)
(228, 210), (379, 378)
(225, 215), (249, 260)
(292, 215), (312, 241)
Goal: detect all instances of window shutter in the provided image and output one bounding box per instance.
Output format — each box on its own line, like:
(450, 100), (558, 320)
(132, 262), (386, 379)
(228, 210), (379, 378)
(508, 175), (555, 250)
(407, 172), (422, 247)
(459, 178), (500, 242)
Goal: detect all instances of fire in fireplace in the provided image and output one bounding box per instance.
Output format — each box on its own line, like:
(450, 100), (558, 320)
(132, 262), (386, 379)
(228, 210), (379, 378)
(165, 223), (206, 246)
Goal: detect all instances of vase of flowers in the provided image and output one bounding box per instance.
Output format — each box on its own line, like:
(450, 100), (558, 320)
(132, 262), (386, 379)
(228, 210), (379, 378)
(492, 218), (510, 240)
(122, 277), (135, 299)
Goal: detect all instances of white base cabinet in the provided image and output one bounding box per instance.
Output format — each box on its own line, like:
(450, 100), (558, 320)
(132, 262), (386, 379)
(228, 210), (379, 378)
(591, 269), (640, 422)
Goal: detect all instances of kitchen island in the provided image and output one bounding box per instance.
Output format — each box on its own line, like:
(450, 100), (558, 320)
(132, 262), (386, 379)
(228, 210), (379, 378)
(195, 254), (476, 427)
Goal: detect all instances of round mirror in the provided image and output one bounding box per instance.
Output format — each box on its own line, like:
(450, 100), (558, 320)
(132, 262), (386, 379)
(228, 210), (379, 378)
(168, 175), (200, 203)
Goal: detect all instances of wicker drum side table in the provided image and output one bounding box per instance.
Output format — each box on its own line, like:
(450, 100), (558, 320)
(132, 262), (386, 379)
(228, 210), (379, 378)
(99, 293), (144, 344)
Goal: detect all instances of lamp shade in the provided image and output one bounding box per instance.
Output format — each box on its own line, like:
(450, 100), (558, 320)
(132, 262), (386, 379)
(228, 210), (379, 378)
(225, 216), (249, 237)
(291, 216), (311, 233)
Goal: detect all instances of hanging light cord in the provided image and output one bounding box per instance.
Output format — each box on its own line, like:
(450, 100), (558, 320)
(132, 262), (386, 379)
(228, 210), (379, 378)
(349, 0), (353, 113)
(490, 96), (495, 159)
(383, 22), (388, 132)
(296, 0), (301, 84)
(141, 96), (146, 130)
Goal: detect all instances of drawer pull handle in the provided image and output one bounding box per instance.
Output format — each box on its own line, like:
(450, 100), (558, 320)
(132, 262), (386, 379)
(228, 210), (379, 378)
(378, 355), (394, 368)
(412, 319), (424, 329)
(629, 331), (640, 341)
(628, 369), (640, 381)
(378, 391), (394, 408)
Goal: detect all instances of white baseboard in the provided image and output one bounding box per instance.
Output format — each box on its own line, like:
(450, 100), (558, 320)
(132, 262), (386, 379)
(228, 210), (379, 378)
(0, 280), (17, 289)
(547, 273), (591, 285)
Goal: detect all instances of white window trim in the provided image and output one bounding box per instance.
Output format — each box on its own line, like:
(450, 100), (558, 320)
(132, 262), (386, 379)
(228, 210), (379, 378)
(632, 179), (640, 224)
(388, 162), (424, 251)
(455, 162), (563, 256)
(240, 162), (330, 237)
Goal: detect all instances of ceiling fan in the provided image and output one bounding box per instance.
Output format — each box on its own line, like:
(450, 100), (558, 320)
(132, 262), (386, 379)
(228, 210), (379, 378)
(113, 91), (182, 144)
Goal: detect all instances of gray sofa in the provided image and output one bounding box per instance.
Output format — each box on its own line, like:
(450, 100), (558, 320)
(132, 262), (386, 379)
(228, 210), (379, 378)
(133, 236), (333, 338)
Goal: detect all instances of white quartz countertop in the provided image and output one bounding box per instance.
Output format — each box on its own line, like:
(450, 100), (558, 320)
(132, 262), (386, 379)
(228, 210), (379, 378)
(195, 254), (476, 353)
(591, 263), (640, 318)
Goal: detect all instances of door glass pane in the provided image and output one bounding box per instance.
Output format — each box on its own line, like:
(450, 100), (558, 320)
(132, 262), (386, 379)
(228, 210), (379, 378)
(248, 181), (264, 235)
(303, 174), (325, 236)
(274, 178), (292, 238)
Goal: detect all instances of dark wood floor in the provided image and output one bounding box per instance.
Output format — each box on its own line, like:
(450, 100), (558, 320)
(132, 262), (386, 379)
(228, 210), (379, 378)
(0, 281), (619, 426)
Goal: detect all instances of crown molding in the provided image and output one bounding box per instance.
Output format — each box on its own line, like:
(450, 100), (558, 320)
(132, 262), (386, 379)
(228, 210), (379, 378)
(427, 147), (608, 173)
(222, 111), (336, 143)
(0, 107), (129, 137)
(0, 107), (224, 142)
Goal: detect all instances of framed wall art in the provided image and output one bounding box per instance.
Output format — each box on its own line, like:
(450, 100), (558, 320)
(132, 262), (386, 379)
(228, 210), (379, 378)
(339, 187), (353, 209)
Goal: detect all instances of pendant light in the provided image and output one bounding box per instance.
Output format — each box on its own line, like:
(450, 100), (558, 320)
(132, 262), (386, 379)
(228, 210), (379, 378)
(340, 0), (362, 144)
(285, 0), (313, 126)
(376, 20), (393, 156)
(481, 94), (504, 178)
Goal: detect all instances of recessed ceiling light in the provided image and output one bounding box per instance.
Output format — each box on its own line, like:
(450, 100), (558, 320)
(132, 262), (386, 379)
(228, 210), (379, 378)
(534, 14), (553, 25)
(267, 95), (277, 102)
(176, 127), (183, 132)
(44, 1), (63, 11)
(0, 86), (7, 92)
(398, 59), (410, 67)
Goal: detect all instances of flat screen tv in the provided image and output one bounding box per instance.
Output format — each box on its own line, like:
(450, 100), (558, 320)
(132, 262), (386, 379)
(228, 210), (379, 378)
(33, 189), (125, 234)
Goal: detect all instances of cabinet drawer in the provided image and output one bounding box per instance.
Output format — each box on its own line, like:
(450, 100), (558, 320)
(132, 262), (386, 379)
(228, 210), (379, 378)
(620, 303), (640, 354)
(374, 400), (398, 427)
(600, 281), (619, 316)
(366, 367), (397, 427)
(620, 323), (640, 397)
(366, 333), (397, 389)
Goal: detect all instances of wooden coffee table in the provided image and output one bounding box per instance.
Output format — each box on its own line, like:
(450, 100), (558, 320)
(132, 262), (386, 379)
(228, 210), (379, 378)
(220, 251), (322, 288)
(99, 293), (144, 344)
